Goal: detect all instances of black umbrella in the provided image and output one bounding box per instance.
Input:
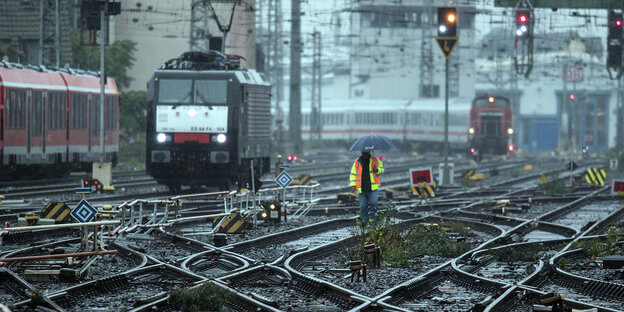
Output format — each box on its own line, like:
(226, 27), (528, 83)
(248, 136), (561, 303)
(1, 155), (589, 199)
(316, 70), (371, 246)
(349, 134), (395, 152)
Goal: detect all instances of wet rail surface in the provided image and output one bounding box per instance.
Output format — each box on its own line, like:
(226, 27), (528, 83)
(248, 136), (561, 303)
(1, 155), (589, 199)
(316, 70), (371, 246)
(2, 156), (624, 311)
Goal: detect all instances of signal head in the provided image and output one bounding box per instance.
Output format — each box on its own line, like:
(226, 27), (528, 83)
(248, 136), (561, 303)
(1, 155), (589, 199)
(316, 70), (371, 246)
(608, 11), (624, 43)
(437, 7), (457, 37)
(515, 9), (531, 37)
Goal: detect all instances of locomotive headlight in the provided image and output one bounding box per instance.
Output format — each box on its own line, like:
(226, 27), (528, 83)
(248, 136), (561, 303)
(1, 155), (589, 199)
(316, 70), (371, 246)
(156, 133), (169, 143)
(507, 128), (514, 135)
(188, 108), (197, 117)
(216, 134), (227, 143)
(468, 128), (475, 134)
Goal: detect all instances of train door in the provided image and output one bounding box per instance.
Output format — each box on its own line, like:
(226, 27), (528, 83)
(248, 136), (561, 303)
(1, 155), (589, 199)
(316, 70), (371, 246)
(87, 94), (92, 154)
(26, 90), (31, 158)
(30, 91), (45, 157)
(42, 91), (47, 155)
(481, 115), (501, 137)
(88, 94), (101, 158)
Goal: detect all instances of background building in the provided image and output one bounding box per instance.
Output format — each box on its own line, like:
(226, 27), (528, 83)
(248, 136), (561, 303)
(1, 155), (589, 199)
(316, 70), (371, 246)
(0, 0), (73, 66)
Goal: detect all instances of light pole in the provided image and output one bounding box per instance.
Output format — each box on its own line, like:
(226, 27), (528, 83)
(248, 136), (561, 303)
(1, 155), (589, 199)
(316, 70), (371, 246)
(403, 99), (413, 151)
(435, 7), (458, 185)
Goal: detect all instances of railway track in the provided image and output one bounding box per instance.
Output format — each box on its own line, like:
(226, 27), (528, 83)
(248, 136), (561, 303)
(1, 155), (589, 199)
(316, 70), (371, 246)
(3, 154), (624, 311)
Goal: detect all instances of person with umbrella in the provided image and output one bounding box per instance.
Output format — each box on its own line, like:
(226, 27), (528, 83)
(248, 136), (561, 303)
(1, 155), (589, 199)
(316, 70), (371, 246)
(349, 143), (386, 225)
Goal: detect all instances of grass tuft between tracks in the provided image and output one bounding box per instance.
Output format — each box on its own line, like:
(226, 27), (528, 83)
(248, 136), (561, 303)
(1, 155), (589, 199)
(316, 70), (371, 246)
(168, 282), (235, 312)
(538, 173), (568, 195)
(355, 203), (473, 268)
(570, 225), (624, 258)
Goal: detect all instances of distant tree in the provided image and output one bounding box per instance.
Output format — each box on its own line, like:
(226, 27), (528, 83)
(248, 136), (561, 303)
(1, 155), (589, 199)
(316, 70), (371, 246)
(70, 28), (136, 90)
(119, 91), (147, 168)
(120, 91), (146, 135)
(0, 43), (25, 62)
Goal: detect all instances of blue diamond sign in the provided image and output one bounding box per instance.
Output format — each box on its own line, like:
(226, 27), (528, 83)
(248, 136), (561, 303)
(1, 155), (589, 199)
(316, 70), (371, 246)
(275, 171), (293, 188)
(71, 199), (97, 223)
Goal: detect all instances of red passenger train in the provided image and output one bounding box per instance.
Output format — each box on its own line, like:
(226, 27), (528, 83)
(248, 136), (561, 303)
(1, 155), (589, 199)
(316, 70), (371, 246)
(468, 95), (514, 160)
(0, 62), (119, 180)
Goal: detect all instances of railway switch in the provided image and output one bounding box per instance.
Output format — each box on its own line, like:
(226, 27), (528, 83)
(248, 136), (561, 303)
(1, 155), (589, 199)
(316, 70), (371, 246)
(213, 233), (227, 247)
(603, 256), (624, 269)
(364, 244), (381, 268)
(349, 260), (367, 282)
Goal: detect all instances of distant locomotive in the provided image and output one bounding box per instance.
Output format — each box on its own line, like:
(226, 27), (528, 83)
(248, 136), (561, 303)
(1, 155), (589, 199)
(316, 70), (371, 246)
(146, 51), (271, 191)
(467, 95), (514, 159)
(0, 62), (119, 180)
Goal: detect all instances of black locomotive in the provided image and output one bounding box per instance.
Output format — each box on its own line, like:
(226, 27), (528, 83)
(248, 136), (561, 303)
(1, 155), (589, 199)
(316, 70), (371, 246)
(146, 51), (271, 191)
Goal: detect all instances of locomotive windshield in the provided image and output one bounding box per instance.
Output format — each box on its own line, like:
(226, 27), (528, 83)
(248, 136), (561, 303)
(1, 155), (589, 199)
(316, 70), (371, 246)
(158, 79), (227, 105)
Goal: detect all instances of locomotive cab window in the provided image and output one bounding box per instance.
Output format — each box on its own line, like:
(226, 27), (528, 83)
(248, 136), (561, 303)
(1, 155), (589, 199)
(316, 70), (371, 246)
(158, 79), (227, 105)
(158, 79), (192, 104)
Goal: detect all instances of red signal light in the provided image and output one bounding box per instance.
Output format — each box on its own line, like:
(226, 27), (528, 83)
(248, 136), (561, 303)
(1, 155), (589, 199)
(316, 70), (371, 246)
(85, 180), (89, 185)
(287, 156), (293, 161)
(519, 14), (527, 23)
(381, 156), (386, 161)
(470, 147), (476, 154)
(94, 180), (98, 185)
(293, 155), (298, 161)
(508, 145), (515, 152)
(617, 20), (622, 26)
(569, 94), (575, 100)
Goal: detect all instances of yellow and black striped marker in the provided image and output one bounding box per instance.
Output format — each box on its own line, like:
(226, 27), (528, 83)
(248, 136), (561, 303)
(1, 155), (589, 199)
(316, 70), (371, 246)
(462, 170), (475, 180)
(470, 173), (484, 181)
(25, 215), (40, 226)
(215, 211), (245, 234)
(41, 202), (72, 223)
(412, 183), (435, 198)
(585, 168), (606, 187)
(292, 174), (317, 186)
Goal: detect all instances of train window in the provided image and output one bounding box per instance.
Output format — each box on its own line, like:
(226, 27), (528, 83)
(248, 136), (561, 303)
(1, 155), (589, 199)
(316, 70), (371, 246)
(71, 93), (88, 130)
(495, 99), (510, 108)
(32, 91), (43, 136)
(16, 90), (25, 129)
(49, 94), (55, 130)
(474, 98), (488, 108)
(70, 93), (76, 129)
(91, 96), (100, 136)
(6, 91), (13, 129)
(55, 93), (66, 130)
(195, 80), (227, 104)
(158, 79), (192, 104)
(105, 96), (117, 130)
